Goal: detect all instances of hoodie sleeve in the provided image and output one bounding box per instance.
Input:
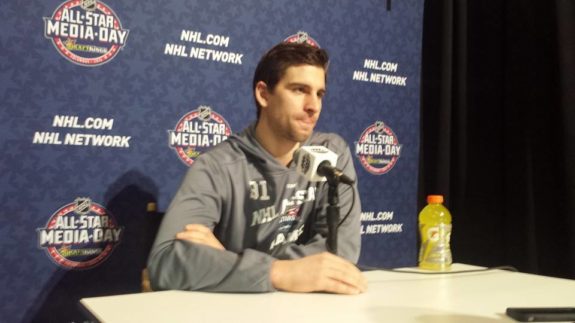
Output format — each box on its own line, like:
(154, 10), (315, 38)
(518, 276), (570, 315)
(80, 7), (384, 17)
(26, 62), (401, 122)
(147, 153), (276, 293)
(271, 139), (362, 263)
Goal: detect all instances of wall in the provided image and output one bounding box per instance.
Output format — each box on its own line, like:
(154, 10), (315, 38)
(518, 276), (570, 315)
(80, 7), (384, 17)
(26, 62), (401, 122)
(0, 0), (423, 321)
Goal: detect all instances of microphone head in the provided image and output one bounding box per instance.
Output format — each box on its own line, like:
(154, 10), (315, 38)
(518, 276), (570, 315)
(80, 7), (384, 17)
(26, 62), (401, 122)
(294, 146), (338, 182)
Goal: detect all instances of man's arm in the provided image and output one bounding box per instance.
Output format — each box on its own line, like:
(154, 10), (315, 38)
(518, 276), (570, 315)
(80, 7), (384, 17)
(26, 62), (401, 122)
(270, 252), (367, 294)
(147, 154), (276, 292)
(176, 224), (225, 250)
(175, 225), (367, 294)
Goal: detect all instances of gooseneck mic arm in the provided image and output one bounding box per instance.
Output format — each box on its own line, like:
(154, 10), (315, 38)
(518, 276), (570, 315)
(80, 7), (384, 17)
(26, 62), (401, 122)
(326, 179), (340, 254)
(317, 161), (355, 185)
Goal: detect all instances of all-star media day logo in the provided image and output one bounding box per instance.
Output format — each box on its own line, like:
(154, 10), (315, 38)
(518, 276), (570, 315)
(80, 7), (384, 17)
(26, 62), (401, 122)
(356, 121), (403, 175)
(37, 197), (123, 270)
(44, 0), (129, 66)
(168, 106), (232, 166)
(284, 31), (320, 47)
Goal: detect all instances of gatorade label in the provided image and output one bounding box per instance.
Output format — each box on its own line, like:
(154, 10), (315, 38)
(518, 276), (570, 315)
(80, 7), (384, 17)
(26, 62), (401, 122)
(419, 223), (452, 265)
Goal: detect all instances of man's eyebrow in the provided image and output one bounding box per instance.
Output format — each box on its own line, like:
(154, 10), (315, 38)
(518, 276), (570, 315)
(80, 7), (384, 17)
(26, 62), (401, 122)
(287, 82), (326, 92)
(286, 82), (310, 87)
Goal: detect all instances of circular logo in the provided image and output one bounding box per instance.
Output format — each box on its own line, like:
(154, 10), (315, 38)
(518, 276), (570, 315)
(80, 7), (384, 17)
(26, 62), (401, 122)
(284, 31), (320, 47)
(43, 0), (129, 66)
(355, 121), (402, 175)
(168, 106), (232, 166)
(37, 197), (123, 270)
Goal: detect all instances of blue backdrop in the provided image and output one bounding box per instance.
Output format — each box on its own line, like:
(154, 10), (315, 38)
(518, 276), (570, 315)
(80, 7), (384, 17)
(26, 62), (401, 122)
(0, 0), (423, 321)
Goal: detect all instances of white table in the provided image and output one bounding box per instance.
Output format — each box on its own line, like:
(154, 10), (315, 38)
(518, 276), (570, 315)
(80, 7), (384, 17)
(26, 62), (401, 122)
(80, 264), (575, 322)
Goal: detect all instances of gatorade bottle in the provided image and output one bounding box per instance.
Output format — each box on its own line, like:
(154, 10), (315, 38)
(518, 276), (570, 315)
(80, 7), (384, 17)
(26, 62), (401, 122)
(418, 195), (452, 270)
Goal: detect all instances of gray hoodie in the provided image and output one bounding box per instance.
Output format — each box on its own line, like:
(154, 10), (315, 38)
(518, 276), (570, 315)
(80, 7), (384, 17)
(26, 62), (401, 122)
(148, 123), (361, 292)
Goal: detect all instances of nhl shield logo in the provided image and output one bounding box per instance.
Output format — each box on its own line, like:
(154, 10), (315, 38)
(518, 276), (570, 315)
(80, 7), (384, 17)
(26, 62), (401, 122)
(375, 121), (386, 134)
(74, 197), (92, 215)
(81, 0), (97, 11)
(284, 31), (320, 48)
(294, 31), (309, 44)
(301, 154), (311, 174)
(198, 106), (212, 121)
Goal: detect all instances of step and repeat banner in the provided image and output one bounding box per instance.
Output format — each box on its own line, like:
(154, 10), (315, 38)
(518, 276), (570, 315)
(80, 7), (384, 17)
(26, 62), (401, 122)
(0, 0), (423, 321)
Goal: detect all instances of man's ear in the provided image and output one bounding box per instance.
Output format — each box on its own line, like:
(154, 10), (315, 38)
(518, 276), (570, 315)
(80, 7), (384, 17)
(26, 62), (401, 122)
(254, 81), (269, 109)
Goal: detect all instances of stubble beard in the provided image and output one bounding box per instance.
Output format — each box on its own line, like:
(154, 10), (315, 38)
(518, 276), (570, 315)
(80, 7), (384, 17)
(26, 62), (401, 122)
(287, 122), (314, 143)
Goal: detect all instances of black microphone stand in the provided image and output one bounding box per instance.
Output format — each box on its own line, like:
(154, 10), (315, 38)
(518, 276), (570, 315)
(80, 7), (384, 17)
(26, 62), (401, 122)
(326, 175), (340, 255)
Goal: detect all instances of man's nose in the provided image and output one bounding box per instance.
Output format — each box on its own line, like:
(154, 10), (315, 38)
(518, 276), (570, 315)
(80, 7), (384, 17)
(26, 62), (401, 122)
(304, 94), (321, 113)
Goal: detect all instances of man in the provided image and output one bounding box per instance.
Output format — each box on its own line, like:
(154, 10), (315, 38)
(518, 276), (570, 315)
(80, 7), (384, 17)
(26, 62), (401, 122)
(148, 42), (367, 295)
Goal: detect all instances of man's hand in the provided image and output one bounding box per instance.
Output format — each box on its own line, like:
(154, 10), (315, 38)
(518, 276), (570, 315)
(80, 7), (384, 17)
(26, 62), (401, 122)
(176, 224), (225, 251)
(270, 252), (367, 295)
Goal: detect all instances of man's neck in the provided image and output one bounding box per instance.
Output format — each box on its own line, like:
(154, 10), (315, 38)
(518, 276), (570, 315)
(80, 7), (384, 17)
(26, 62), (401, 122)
(254, 121), (300, 167)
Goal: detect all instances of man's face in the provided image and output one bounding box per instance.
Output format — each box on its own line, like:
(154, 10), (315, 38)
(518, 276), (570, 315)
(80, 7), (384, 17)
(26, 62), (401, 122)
(259, 64), (326, 143)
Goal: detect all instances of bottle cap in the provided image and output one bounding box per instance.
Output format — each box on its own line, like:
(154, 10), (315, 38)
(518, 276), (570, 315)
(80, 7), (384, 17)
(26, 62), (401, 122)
(427, 195), (444, 204)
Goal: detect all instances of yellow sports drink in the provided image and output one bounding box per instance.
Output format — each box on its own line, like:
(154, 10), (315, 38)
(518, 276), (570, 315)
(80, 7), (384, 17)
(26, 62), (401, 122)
(418, 195), (452, 270)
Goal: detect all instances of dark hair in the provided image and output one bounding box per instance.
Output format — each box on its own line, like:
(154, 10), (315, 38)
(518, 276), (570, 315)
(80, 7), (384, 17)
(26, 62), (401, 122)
(252, 42), (329, 119)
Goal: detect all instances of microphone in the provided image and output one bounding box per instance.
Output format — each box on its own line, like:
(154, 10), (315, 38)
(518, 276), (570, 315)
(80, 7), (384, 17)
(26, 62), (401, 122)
(293, 146), (355, 185)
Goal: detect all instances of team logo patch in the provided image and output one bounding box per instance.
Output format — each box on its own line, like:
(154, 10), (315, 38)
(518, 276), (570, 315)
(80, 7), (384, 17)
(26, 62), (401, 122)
(284, 31), (320, 47)
(355, 121), (403, 175)
(37, 197), (123, 270)
(278, 206), (301, 232)
(43, 0), (129, 66)
(168, 106), (232, 166)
